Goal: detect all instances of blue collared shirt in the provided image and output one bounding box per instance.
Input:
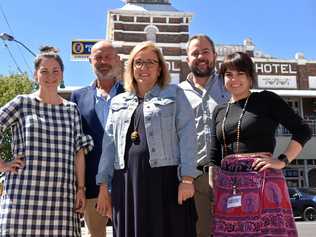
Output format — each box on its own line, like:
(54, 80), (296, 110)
(95, 81), (120, 128)
(180, 72), (230, 168)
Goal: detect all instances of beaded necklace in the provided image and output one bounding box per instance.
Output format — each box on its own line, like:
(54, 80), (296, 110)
(221, 93), (251, 157)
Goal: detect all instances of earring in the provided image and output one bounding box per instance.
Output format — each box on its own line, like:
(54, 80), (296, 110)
(32, 80), (39, 90)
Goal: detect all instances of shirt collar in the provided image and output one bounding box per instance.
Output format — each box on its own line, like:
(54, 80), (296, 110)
(95, 81), (120, 100)
(186, 71), (216, 94)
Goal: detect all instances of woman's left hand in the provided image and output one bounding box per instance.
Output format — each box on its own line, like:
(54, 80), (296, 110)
(252, 156), (286, 172)
(178, 182), (195, 205)
(0, 157), (25, 173)
(74, 189), (86, 215)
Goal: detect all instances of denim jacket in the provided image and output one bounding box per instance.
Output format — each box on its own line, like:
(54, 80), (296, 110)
(96, 84), (198, 185)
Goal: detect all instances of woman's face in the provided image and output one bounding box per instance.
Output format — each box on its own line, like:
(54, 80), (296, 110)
(133, 48), (161, 93)
(224, 69), (252, 100)
(35, 57), (63, 91)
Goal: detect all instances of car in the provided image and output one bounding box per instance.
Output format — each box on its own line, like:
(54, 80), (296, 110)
(288, 187), (316, 221)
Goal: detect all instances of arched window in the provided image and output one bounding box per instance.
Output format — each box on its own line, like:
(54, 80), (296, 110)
(145, 25), (159, 42)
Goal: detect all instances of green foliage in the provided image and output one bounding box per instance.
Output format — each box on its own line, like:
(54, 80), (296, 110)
(0, 73), (33, 162)
(0, 130), (12, 161)
(0, 73), (33, 107)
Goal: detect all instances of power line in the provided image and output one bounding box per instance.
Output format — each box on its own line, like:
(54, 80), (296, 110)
(0, 2), (33, 75)
(0, 3), (13, 33)
(1, 40), (23, 74)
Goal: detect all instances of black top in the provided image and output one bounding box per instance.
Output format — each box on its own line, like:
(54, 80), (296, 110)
(124, 97), (148, 165)
(210, 91), (312, 166)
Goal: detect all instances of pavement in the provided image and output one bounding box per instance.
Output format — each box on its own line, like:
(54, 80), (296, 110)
(296, 219), (316, 236)
(81, 221), (316, 237)
(81, 226), (113, 237)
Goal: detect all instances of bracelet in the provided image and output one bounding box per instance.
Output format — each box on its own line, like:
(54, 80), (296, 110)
(77, 186), (86, 192)
(181, 180), (193, 184)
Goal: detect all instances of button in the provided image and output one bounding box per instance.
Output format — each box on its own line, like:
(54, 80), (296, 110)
(149, 131), (153, 136)
(151, 148), (156, 152)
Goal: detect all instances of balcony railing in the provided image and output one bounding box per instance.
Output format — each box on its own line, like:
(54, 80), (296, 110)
(276, 119), (316, 136)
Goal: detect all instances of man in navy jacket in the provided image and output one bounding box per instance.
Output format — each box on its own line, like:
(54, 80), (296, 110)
(70, 40), (124, 237)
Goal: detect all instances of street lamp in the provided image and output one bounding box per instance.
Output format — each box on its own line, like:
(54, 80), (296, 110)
(0, 32), (38, 89)
(0, 32), (36, 57)
(0, 32), (65, 88)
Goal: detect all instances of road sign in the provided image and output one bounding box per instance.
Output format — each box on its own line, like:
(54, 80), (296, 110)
(71, 40), (99, 61)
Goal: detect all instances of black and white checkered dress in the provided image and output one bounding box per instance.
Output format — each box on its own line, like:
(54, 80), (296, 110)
(0, 95), (93, 236)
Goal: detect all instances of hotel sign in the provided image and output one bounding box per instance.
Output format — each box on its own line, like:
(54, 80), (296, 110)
(258, 75), (297, 89)
(256, 62), (298, 89)
(255, 62), (297, 75)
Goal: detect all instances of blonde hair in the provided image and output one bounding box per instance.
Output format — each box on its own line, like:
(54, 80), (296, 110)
(124, 41), (170, 93)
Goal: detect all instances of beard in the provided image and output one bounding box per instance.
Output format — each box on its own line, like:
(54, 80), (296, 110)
(190, 59), (214, 78)
(94, 64), (121, 81)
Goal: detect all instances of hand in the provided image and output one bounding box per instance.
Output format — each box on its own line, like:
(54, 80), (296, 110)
(74, 189), (86, 215)
(252, 154), (285, 172)
(178, 182), (195, 205)
(96, 185), (112, 219)
(0, 157), (25, 174)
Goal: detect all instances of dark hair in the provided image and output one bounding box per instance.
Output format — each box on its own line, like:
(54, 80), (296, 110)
(34, 45), (64, 71)
(219, 52), (256, 86)
(186, 34), (216, 53)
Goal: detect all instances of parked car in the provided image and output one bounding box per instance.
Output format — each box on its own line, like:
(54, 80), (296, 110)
(288, 187), (316, 221)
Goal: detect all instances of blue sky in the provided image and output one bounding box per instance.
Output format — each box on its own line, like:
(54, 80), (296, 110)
(0, 0), (315, 87)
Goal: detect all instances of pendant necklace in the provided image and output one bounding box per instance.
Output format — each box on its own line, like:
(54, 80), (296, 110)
(221, 93), (251, 195)
(130, 97), (143, 142)
(221, 93), (251, 157)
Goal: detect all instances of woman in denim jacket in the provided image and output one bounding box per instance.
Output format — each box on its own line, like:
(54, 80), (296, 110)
(96, 41), (198, 237)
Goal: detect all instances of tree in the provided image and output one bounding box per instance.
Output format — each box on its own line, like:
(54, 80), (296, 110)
(0, 73), (33, 162)
(0, 73), (33, 107)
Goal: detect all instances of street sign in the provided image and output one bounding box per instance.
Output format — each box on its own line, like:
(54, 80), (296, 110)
(71, 40), (99, 61)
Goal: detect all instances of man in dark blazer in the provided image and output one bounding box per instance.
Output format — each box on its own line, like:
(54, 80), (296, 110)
(70, 40), (124, 237)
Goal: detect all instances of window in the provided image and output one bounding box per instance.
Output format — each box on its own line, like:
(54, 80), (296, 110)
(145, 25), (159, 42)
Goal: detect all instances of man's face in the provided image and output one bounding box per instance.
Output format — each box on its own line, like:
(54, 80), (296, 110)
(89, 42), (120, 80)
(187, 38), (217, 78)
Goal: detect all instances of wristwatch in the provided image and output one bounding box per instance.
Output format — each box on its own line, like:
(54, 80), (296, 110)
(277, 154), (290, 166)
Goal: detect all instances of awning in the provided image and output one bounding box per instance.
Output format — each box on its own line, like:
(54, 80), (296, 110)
(251, 89), (316, 98)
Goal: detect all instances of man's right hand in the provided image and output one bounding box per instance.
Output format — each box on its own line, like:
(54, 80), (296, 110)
(96, 184), (112, 219)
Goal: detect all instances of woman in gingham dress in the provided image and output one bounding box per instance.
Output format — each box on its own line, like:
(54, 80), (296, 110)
(0, 46), (93, 236)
